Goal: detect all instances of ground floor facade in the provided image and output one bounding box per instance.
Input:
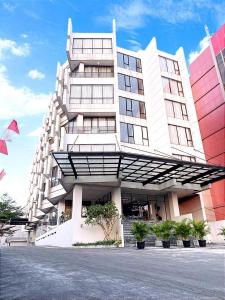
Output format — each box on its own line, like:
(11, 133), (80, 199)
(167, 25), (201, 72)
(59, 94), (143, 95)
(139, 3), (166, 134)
(32, 182), (224, 247)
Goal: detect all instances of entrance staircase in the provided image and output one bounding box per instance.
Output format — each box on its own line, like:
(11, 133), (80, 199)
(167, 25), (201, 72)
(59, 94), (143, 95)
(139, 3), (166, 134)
(122, 219), (156, 247)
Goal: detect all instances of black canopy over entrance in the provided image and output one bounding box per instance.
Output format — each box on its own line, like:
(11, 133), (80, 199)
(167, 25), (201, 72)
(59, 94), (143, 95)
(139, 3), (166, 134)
(52, 151), (225, 187)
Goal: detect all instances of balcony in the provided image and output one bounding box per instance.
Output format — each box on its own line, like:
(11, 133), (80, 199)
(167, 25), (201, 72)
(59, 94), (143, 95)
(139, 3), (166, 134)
(71, 72), (114, 78)
(65, 126), (116, 134)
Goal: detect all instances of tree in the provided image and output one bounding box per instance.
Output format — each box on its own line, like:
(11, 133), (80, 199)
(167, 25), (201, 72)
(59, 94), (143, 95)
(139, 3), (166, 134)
(0, 193), (23, 237)
(85, 202), (119, 241)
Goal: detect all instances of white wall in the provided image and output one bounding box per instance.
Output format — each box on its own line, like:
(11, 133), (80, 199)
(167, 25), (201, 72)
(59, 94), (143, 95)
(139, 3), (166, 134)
(35, 219), (74, 247)
(208, 220), (225, 244)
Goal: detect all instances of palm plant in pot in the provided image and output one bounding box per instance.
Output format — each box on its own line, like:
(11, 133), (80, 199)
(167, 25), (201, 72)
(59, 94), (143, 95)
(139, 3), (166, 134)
(158, 220), (175, 248)
(150, 223), (162, 246)
(218, 227), (225, 240)
(131, 221), (150, 249)
(175, 219), (192, 248)
(191, 220), (210, 247)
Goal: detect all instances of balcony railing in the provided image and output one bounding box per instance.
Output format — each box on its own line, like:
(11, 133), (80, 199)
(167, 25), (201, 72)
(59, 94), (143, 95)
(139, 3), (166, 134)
(65, 126), (116, 134)
(71, 72), (114, 78)
(69, 97), (114, 104)
(67, 144), (116, 152)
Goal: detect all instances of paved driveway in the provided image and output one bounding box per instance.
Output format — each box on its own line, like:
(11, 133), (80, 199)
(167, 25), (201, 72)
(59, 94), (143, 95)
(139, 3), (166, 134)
(0, 246), (224, 300)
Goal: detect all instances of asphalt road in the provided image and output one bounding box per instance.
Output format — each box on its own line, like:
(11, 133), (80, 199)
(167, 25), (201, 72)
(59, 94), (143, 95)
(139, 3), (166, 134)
(0, 246), (225, 300)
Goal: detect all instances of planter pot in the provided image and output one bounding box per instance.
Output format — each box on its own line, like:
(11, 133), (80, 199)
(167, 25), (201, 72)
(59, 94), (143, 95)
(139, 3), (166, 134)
(183, 240), (191, 248)
(137, 241), (145, 249)
(162, 240), (170, 248)
(198, 240), (206, 247)
(155, 240), (162, 247)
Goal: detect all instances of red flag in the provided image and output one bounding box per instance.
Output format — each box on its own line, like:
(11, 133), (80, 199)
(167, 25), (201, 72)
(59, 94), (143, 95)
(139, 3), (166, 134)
(8, 120), (19, 134)
(0, 139), (8, 155)
(0, 169), (6, 181)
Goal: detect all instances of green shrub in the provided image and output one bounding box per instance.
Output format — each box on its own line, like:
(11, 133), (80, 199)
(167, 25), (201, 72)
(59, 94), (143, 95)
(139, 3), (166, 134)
(85, 202), (119, 241)
(131, 221), (150, 242)
(73, 240), (116, 247)
(158, 220), (176, 241)
(218, 227), (225, 236)
(191, 220), (210, 240)
(175, 219), (192, 241)
(150, 223), (162, 240)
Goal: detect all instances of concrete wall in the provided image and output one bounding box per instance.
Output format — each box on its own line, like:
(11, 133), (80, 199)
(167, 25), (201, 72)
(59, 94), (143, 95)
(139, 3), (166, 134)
(35, 219), (73, 247)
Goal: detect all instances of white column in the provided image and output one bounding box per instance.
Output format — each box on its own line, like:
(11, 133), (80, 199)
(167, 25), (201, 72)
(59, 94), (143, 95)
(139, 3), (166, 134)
(168, 192), (180, 220)
(111, 187), (123, 246)
(72, 184), (83, 243)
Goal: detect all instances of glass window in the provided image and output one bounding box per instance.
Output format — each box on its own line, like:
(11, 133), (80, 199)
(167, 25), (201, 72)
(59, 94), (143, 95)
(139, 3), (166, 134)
(139, 102), (146, 119)
(132, 100), (139, 118)
(165, 99), (188, 120)
(119, 97), (126, 115)
(70, 85), (81, 98)
(162, 77), (184, 96)
(159, 56), (180, 75)
(162, 77), (170, 93)
(119, 97), (146, 119)
(120, 123), (128, 143)
(72, 38), (112, 54)
(159, 56), (167, 72)
(82, 85), (92, 98)
(117, 52), (142, 73)
(118, 74), (144, 95)
(118, 74), (125, 90)
(165, 100), (174, 117)
(168, 125), (193, 146)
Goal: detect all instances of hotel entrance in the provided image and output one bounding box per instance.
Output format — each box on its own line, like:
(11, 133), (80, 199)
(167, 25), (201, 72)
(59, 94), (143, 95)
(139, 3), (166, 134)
(121, 192), (169, 221)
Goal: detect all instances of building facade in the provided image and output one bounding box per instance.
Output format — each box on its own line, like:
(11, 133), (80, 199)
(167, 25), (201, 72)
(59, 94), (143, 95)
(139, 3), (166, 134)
(189, 24), (225, 230)
(27, 19), (225, 247)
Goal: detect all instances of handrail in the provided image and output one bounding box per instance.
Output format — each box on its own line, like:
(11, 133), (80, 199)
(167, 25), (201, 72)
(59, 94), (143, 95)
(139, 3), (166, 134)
(65, 126), (116, 134)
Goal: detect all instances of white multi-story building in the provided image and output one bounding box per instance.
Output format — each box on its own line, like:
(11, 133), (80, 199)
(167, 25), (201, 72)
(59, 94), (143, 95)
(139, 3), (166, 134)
(27, 19), (225, 247)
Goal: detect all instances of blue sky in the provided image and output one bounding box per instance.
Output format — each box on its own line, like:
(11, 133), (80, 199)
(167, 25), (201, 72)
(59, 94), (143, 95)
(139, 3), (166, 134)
(0, 0), (224, 206)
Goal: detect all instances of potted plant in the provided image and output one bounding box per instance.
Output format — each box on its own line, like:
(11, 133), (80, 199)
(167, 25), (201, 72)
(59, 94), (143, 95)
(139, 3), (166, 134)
(150, 223), (162, 246)
(175, 219), (192, 247)
(218, 227), (225, 240)
(158, 220), (175, 248)
(191, 220), (210, 247)
(131, 221), (150, 249)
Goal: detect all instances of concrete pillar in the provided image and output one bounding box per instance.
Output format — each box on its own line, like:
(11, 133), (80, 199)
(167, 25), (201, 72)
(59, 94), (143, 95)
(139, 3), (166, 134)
(76, 114), (83, 126)
(111, 187), (123, 245)
(168, 192), (180, 220)
(72, 184), (83, 243)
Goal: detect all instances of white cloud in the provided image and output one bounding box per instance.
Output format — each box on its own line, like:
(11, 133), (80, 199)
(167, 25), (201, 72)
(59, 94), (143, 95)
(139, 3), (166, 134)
(188, 36), (210, 64)
(21, 34), (28, 39)
(127, 39), (142, 51)
(0, 38), (30, 60)
(27, 127), (43, 137)
(101, 0), (225, 30)
(2, 2), (16, 12)
(0, 64), (50, 119)
(28, 69), (45, 80)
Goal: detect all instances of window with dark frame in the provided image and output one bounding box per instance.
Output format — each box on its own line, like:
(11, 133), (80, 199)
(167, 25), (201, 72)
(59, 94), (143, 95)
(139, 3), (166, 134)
(117, 52), (142, 73)
(69, 84), (114, 104)
(168, 124), (193, 147)
(118, 74), (144, 95)
(120, 122), (149, 145)
(162, 77), (184, 97)
(165, 99), (188, 120)
(159, 56), (180, 75)
(119, 96), (146, 119)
